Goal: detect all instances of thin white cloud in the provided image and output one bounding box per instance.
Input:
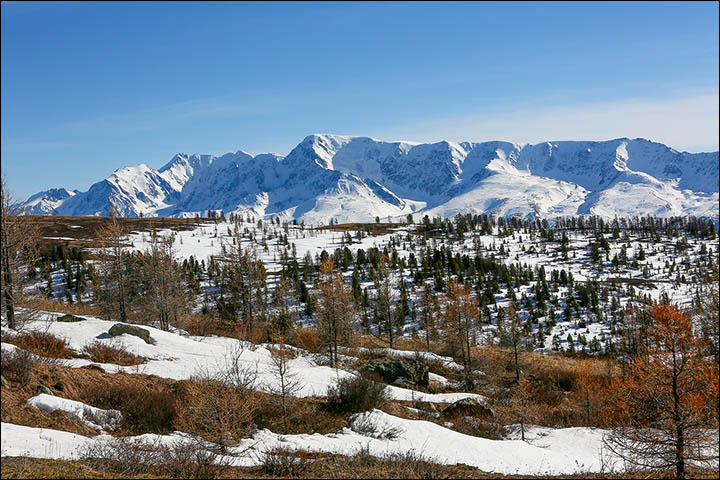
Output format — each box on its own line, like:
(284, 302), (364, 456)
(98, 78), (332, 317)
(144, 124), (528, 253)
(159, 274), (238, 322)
(384, 91), (719, 153)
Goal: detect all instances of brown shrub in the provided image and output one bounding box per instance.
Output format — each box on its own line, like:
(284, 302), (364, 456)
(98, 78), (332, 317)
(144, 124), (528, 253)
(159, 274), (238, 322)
(260, 447), (313, 477)
(2, 332), (77, 359)
(173, 374), (257, 449)
(1, 347), (34, 384)
(252, 394), (346, 435)
(182, 314), (274, 344)
(80, 436), (223, 479)
(291, 327), (323, 353)
(82, 341), (144, 366)
(181, 313), (226, 337)
(313, 445), (444, 479)
(475, 346), (621, 429)
(82, 379), (176, 434)
(325, 374), (388, 414)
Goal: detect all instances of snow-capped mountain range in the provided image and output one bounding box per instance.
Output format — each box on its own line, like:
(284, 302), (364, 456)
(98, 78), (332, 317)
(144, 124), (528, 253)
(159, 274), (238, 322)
(19, 135), (719, 223)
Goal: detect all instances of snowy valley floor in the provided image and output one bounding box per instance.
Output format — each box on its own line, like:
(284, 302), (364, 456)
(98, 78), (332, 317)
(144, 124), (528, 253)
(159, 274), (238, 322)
(2, 312), (718, 478)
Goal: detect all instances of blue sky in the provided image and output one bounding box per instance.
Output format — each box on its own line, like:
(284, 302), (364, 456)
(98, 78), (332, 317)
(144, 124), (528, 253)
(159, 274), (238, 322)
(2, 1), (718, 199)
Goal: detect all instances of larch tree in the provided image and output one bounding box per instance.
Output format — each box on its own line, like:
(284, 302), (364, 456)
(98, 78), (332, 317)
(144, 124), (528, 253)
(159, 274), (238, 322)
(139, 231), (188, 331)
(603, 303), (719, 479)
(267, 336), (302, 432)
(443, 279), (479, 389)
(314, 258), (354, 365)
(496, 306), (531, 382)
(1, 173), (40, 330)
(94, 209), (132, 322)
(418, 282), (440, 352)
(694, 268), (719, 365)
(372, 253), (396, 348)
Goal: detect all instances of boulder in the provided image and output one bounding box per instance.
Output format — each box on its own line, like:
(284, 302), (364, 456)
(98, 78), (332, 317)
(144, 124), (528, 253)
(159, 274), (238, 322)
(442, 397), (494, 418)
(56, 314), (84, 322)
(108, 324), (154, 345)
(362, 356), (429, 387)
(35, 384), (53, 396)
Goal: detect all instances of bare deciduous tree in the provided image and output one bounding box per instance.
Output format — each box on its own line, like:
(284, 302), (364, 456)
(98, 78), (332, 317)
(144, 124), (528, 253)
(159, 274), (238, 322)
(443, 279), (479, 389)
(139, 231), (188, 331)
(267, 336), (302, 432)
(94, 210), (132, 322)
(418, 282), (440, 352)
(315, 259), (354, 364)
(496, 306), (531, 383)
(1, 173), (40, 330)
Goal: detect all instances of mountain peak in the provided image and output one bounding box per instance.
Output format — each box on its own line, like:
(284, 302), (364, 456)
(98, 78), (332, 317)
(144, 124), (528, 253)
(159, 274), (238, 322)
(19, 135), (719, 222)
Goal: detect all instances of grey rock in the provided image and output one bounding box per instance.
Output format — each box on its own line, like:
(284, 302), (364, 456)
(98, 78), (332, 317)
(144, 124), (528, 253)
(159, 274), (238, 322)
(362, 356), (429, 387)
(36, 384), (53, 396)
(442, 397), (493, 418)
(108, 323), (154, 344)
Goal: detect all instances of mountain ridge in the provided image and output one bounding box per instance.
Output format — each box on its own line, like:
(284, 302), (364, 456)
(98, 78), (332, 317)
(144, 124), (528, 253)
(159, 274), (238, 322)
(19, 135), (719, 222)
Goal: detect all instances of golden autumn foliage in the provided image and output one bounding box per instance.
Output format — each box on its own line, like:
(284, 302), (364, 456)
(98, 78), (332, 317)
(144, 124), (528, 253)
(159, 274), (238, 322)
(603, 303), (719, 479)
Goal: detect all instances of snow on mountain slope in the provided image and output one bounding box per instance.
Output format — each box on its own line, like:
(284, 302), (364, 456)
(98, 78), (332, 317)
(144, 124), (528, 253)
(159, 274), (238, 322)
(425, 171), (590, 220)
(20, 135), (719, 222)
(18, 188), (77, 215)
(54, 164), (181, 217)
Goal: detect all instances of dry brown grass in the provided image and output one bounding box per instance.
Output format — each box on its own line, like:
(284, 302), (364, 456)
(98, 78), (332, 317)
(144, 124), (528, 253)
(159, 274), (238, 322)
(19, 298), (103, 317)
(2, 332), (78, 359)
(182, 314), (275, 344)
(1, 356), (180, 436)
(178, 313), (222, 337)
(252, 393), (346, 435)
(1, 348), (34, 384)
(82, 341), (144, 366)
(4, 455), (719, 480)
(1, 361), (104, 437)
(82, 378), (177, 435)
(0, 457), (160, 479)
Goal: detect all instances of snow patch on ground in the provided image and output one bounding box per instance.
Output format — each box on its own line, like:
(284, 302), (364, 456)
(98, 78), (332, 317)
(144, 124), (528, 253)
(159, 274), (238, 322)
(26, 394), (122, 431)
(1, 410), (622, 475)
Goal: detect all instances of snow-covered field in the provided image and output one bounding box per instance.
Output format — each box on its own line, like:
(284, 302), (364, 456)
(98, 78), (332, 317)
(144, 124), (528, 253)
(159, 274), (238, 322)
(0, 312), (625, 475)
(1, 314), (486, 404)
(1, 411), (622, 476)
